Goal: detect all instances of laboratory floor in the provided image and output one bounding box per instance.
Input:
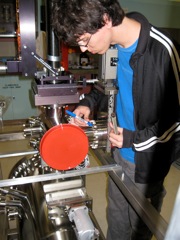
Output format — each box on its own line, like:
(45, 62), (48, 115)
(0, 121), (179, 239)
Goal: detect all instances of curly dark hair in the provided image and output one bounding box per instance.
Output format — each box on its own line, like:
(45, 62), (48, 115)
(51, 0), (125, 44)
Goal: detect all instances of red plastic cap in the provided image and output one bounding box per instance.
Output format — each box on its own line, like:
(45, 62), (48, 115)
(40, 124), (89, 170)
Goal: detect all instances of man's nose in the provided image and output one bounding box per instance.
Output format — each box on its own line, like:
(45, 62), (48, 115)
(79, 46), (88, 52)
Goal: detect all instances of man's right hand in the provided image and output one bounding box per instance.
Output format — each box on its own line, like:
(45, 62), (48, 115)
(70, 106), (91, 126)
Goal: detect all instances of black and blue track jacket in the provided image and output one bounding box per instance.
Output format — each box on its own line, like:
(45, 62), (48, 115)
(79, 12), (180, 183)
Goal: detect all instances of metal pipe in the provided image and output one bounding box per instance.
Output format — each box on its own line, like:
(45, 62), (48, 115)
(0, 132), (25, 141)
(111, 112), (118, 134)
(0, 34), (17, 38)
(0, 164), (121, 188)
(0, 65), (7, 73)
(0, 150), (38, 159)
(45, 0), (60, 70)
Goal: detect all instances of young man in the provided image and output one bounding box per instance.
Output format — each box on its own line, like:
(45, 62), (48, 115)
(52, 0), (180, 239)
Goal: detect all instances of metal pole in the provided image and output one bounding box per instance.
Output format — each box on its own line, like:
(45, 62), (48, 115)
(0, 150), (38, 159)
(0, 164), (121, 188)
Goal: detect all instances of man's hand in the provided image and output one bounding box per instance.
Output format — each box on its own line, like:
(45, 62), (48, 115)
(70, 106), (91, 126)
(109, 122), (123, 148)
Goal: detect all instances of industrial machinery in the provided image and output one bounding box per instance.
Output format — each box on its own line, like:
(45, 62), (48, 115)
(0, 1), (118, 239)
(0, 1), (177, 240)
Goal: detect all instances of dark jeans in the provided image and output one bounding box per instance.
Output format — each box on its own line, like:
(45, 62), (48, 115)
(107, 149), (166, 240)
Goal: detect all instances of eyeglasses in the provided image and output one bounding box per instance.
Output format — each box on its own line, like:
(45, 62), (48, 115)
(77, 34), (92, 47)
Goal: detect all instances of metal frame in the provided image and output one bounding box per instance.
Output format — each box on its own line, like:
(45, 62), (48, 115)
(5, 0), (37, 76)
(19, 0), (36, 76)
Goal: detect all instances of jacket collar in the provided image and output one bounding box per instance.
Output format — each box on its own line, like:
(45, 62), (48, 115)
(126, 12), (151, 56)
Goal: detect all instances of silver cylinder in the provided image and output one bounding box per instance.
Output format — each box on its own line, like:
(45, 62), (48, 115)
(84, 120), (108, 149)
(0, 64), (7, 73)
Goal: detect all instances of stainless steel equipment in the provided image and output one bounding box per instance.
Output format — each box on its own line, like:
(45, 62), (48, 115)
(0, 119), (106, 240)
(0, 0), (107, 238)
(0, 1), (178, 240)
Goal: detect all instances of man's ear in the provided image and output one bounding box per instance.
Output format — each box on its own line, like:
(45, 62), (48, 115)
(103, 13), (112, 28)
